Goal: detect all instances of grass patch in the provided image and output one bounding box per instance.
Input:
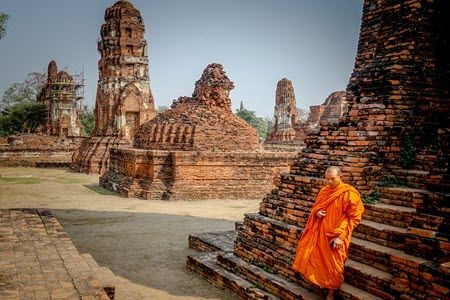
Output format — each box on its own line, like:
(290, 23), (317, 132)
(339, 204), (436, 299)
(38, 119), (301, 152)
(363, 190), (380, 204)
(378, 175), (408, 188)
(0, 176), (42, 184)
(56, 178), (87, 184)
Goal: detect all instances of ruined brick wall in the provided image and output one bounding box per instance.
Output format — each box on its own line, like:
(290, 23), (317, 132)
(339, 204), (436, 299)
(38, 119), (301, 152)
(302, 91), (347, 135)
(94, 0), (155, 141)
(134, 63), (260, 151)
(100, 148), (295, 201)
(265, 78), (306, 145)
(0, 135), (84, 167)
(37, 61), (82, 137)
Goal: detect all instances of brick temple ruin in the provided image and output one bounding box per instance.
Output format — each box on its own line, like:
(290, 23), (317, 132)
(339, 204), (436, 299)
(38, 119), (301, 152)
(72, 0), (156, 174)
(264, 78), (348, 151)
(0, 61), (85, 167)
(304, 91), (347, 135)
(187, 0), (450, 299)
(100, 63), (296, 200)
(264, 78), (307, 149)
(37, 60), (83, 137)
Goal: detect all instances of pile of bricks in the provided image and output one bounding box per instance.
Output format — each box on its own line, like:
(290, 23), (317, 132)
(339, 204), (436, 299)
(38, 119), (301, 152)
(186, 0), (449, 298)
(0, 209), (115, 299)
(134, 63), (260, 152)
(72, 0), (156, 175)
(101, 63), (297, 200)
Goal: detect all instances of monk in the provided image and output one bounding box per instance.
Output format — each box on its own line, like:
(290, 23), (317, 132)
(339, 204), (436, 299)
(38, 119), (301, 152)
(292, 166), (364, 299)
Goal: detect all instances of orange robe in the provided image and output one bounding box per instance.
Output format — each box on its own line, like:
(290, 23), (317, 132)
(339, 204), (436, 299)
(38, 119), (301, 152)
(292, 182), (364, 289)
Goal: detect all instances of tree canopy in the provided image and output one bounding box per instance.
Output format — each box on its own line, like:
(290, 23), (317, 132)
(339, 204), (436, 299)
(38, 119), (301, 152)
(0, 102), (47, 136)
(81, 105), (95, 136)
(235, 108), (272, 142)
(0, 12), (9, 40)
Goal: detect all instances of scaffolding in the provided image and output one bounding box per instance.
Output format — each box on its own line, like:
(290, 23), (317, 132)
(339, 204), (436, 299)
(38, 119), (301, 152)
(39, 67), (85, 136)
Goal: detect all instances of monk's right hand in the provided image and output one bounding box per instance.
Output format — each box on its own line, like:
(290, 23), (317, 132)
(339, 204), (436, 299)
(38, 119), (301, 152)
(316, 210), (326, 218)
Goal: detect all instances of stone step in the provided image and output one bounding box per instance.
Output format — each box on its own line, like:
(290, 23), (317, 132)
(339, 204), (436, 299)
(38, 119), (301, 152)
(240, 213), (443, 297)
(217, 252), (382, 300)
(217, 252), (321, 300)
(344, 260), (395, 300)
(349, 237), (428, 273)
(354, 219), (407, 250)
(259, 194), (312, 227)
(186, 252), (279, 300)
(80, 253), (116, 299)
(391, 169), (429, 189)
(378, 186), (429, 208)
(188, 225), (384, 299)
(364, 203), (416, 228)
(189, 230), (236, 252)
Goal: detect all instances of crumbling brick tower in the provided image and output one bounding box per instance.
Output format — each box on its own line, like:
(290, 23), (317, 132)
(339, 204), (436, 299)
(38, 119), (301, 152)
(187, 0), (449, 298)
(37, 60), (82, 137)
(304, 91), (348, 135)
(265, 78), (306, 146)
(94, 0), (155, 139)
(72, 0), (156, 174)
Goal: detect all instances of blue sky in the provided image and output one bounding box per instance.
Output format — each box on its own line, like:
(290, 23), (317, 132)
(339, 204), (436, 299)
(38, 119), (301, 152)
(0, 0), (362, 118)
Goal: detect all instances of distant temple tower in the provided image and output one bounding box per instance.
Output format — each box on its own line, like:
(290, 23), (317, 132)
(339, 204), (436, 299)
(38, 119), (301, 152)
(37, 60), (83, 137)
(265, 78), (306, 146)
(72, 0), (156, 174)
(94, 0), (156, 140)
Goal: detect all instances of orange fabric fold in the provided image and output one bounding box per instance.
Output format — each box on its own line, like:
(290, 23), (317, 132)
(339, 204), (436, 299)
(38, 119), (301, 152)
(292, 182), (364, 289)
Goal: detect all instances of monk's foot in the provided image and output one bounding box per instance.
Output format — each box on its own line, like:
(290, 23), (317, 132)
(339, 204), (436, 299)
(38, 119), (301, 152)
(325, 289), (335, 300)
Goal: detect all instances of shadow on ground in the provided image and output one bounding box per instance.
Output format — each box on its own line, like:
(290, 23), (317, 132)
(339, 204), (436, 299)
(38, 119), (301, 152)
(51, 209), (238, 300)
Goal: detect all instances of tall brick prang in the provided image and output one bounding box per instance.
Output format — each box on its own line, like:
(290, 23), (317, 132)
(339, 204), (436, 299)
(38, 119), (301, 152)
(265, 78), (306, 147)
(72, 0), (156, 174)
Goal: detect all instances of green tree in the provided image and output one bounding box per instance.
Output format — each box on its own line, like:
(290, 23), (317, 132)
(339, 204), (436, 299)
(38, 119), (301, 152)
(0, 12), (9, 40)
(0, 102), (46, 136)
(81, 105), (95, 136)
(236, 108), (271, 141)
(1, 72), (46, 112)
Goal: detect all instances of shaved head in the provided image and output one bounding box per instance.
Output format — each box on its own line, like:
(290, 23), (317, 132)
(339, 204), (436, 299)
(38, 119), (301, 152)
(325, 166), (342, 176)
(325, 166), (342, 187)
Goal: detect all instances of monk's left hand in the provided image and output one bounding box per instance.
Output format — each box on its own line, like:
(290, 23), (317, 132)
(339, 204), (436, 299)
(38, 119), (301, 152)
(330, 237), (344, 249)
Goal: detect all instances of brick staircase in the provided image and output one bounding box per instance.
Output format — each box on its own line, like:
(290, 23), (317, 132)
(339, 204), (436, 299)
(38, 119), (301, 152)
(185, 0), (450, 297)
(0, 209), (116, 299)
(186, 168), (449, 299)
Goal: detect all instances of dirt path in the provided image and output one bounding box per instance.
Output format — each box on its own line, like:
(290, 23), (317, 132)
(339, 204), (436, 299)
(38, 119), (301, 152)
(0, 167), (261, 299)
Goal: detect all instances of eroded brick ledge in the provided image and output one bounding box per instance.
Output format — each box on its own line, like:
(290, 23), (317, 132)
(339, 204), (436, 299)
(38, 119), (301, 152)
(0, 209), (115, 300)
